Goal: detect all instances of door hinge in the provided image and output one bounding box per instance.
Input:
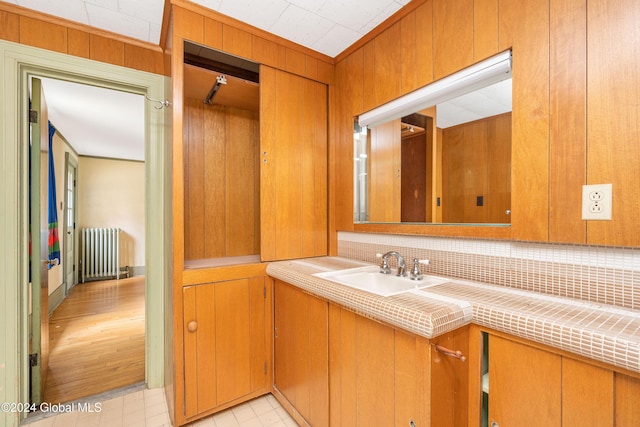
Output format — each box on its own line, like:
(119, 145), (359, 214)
(264, 361), (267, 375)
(29, 353), (38, 367)
(264, 285), (267, 299)
(29, 110), (38, 124)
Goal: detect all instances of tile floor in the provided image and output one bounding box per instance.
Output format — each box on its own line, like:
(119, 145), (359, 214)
(21, 387), (297, 427)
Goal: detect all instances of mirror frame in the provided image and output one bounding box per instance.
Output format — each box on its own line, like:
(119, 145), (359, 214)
(353, 50), (514, 239)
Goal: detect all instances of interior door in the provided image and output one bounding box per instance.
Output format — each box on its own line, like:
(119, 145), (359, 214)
(64, 157), (77, 292)
(29, 77), (50, 405)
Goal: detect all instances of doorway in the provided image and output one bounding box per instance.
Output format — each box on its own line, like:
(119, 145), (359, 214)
(29, 75), (148, 404)
(0, 39), (170, 426)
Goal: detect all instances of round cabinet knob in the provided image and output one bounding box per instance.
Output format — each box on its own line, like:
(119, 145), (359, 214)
(187, 321), (198, 333)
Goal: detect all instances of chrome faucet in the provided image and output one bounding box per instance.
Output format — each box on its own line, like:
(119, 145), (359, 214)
(378, 251), (407, 277)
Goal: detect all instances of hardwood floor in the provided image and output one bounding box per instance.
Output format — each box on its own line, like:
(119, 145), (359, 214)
(43, 276), (145, 404)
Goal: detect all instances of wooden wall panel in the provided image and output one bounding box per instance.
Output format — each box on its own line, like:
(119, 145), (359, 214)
(362, 42), (376, 112)
(330, 51), (362, 249)
(312, 82), (329, 256)
(473, 0), (499, 60)
(586, 0), (640, 246)
(184, 98), (206, 259)
(316, 59), (334, 85)
(67, 28), (90, 59)
(183, 99), (259, 260)
(549, 0), (587, 244)
(19, 16), (67, 54)
(0, 10), (19, 42)
(225, 108), (260, 257)
(305, 55), (318, 80)
(433, 0), (473, 79)
(204, 18), (223, 50)
(400, 12), (417, 94)
(500, 0), (550, 241)
(285, 48), (306, 77)
(125, 44), (165, 74)
(414, 0), (434, 89)
(174, 6), (204, 43)
(252, 36), (285, 69)
(374, 23), (402, 106)
(223, 25), (252, 59)
(90, 34), (124, 67)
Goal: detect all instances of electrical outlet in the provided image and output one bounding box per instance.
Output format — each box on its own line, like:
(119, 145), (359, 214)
(582, 184), (612, 220)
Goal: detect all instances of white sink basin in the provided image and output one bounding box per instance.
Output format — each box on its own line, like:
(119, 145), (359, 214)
(313, 265), (450, 297)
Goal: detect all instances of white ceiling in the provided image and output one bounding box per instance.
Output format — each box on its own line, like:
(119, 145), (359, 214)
(7, 0), (411, 58)
(39, 77), (146, 161)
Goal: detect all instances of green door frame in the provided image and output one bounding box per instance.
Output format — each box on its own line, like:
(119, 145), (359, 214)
(0, 40), (172, 427)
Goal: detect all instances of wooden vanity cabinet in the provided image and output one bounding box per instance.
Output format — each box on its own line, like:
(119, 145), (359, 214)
(182, 275), (272, 420)
(274, 279), (471, 426)
(472, 327), (640, 427)
(273, 280), (329, 426)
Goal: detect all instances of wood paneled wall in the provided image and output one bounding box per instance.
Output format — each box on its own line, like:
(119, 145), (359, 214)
(442, 113), (511, 224)
(332, 0), (640, 247)
(0, 4), (166, 76)
(183, 98), (259, 260)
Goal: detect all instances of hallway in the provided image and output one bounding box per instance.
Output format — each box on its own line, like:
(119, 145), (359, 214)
(43, 276), (145, 404)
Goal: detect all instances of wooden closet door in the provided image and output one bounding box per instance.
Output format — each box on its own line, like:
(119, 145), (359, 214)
(260, 66), (327, 261)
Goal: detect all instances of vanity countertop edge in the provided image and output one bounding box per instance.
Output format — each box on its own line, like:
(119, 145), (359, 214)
(266, 256), (640, 375)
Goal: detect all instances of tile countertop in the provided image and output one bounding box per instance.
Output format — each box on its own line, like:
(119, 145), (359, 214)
(266, 256), (640, 375)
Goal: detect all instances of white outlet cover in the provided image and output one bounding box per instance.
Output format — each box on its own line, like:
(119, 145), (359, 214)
(582, 183), (612, 220)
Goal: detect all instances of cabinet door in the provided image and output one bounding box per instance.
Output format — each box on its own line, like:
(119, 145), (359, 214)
(183, 277), (268, 418)
(431, 327), (470, 426)
(562, 358), (613, 427)
(260, 66), (327, 261)
(274, 280), (329, 426)
(615, 373), (640, 425)
(329, 305), (430, 426)
(488, 335), (561, 426)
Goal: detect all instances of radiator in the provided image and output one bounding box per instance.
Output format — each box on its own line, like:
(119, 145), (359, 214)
(80, 227), (121, 282)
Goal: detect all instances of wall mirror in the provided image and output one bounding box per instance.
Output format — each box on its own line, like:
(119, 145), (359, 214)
(354, 50), (512, 225)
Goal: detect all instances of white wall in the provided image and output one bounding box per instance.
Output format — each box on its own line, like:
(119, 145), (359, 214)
(78, 156), (145, 268)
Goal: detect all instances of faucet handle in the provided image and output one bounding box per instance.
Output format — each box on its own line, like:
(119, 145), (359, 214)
(409, 258), (430, 281)
(376, 253), (391, 274)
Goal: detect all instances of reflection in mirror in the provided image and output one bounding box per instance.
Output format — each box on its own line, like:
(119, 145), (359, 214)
(354, 51), (512, 225)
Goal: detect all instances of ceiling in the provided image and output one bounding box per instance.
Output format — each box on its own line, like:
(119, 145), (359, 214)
(38, 78), (146, 161)
(6, 0), (411, 58)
